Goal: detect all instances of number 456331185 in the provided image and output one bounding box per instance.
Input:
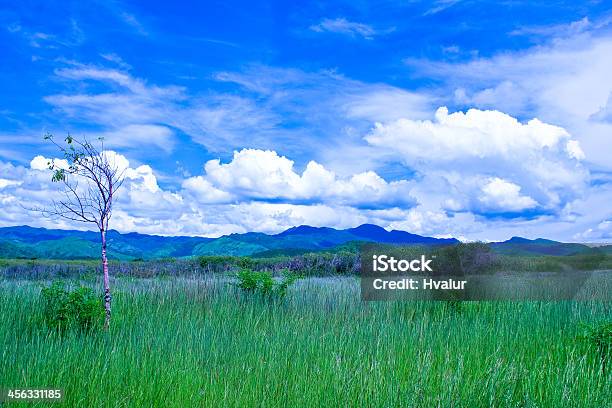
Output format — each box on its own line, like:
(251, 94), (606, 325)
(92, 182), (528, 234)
(1, 388), (63, 402)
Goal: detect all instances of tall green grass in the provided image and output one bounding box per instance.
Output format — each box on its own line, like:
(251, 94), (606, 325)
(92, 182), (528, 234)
(1, 277), (610, 407)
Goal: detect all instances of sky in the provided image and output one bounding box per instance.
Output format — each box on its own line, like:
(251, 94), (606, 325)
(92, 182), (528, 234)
(0, 0), (611, 241)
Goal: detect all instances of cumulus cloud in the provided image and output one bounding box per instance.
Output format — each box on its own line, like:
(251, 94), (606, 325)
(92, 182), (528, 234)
(565, 139), (586, 160)
(30, 155), (69, 171)
(184, 149), (417, 209)
(181, 176), (233, 204)
(367, 107), (582, 161)
(365, 107), (588, 215)
(479, 178), (537, 212)
(2, 147), (610, 242)
(0, 150), (417, 237)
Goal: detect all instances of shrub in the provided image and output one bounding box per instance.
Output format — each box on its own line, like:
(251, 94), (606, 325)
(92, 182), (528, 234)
(578, 321), (612, 372)
(275, 270), (302, 297)
(235, 269), (301, 298)
(236, 269), (274, 295)
(41, 281), (104, 331)
(237, 257), (254, 270)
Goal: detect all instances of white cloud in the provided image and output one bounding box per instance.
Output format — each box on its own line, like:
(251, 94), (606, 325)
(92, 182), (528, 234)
(365, 107), (588, 214)
(44, 65), (183, 153)
(184, 149), (417, 209)
(210, 65), (436, 176)
(94, 124), (175, 153)
(423, 0), (462, 16)
(479, 178), (537, 212)
(576, 219), (612, 241)
(41, 65), (296, 154)
(0, 151), (415, 237)
(1, 152), (186, 232)
(181, 176), (233, 204)
(0, 179), (21, 189)
(119, 12), (148, 36)
(8, 19), (85, 50)
(310, 18), (384, 40)
(99, 53), (131, 69)
(30, 155), (69, 171)
(2, 149), (610, 241)
(367, 107), (579, 161)
(509, 17), (593, 38)
(565, 140), (585, 160)
(453, 81), (528, 116)
(591, 92), (612, 122)
(344, 86), (432, 122)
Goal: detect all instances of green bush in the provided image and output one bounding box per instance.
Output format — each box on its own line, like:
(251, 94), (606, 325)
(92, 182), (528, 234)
(579, 322), (612, 371)
(275, 271), (301, 297)
(237, 257), (254, 270)
(41, 281), (104, 331)
(235, 269), (301, 298)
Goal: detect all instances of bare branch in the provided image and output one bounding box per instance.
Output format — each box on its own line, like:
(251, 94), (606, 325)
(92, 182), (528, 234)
(34, 134), (125, 233)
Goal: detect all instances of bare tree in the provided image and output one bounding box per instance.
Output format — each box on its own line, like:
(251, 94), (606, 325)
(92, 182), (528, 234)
(40, 134), (125, 329)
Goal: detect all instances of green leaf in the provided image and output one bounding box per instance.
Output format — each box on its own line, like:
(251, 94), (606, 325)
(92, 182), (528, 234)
(52, 169), (66, 182)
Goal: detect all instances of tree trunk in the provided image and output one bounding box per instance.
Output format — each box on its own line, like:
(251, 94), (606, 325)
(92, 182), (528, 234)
(101, 229), (111, 330)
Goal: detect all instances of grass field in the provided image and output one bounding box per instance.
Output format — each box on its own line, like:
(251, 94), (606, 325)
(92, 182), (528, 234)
(1, 276), (611, 407)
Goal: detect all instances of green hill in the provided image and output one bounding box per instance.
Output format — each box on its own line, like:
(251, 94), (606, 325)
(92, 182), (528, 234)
(1, 224), (601, 260)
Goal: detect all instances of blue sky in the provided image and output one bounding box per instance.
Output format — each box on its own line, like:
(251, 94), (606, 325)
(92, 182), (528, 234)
(1, 0), (611, 241)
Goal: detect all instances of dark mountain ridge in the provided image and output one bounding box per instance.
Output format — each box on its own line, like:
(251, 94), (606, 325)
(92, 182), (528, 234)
(0, 224), (456, 259)
(0, 224), (603, 260)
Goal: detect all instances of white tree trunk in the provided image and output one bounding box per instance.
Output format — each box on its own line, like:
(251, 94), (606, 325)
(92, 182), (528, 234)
(101, 229), (111, 330)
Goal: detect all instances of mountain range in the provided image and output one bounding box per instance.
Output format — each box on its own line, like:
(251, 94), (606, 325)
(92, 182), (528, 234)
(0, 224), (607, 260)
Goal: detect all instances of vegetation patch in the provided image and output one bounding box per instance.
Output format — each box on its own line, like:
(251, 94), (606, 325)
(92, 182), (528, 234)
(579, 321), (612, 372)
(235, 268), (302, 298)
(1, 278), (610, 407)
(41, 281), (104, 331)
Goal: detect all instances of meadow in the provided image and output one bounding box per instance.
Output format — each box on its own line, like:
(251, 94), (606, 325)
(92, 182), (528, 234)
(1, 274), (610, 407)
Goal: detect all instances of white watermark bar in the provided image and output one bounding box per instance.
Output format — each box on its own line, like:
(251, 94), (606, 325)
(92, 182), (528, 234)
(360, 244), (612, 301)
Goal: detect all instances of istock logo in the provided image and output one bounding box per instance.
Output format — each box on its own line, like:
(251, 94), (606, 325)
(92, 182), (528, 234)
(372, 254), (433, 273)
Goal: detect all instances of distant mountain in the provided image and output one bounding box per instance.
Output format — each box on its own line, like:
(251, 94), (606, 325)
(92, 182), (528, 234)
(185, 223), (458, 257)
(0, 226), (210, 260)
(490, 236), (598, 256)
(1, 224), (604, 260)
(347, 224), (450, 245)
(0, 224), (457, 259)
